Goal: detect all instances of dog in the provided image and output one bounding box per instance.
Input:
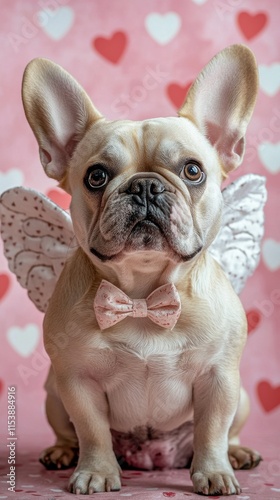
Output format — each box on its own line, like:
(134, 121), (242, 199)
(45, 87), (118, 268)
(21, 44), (262, 495)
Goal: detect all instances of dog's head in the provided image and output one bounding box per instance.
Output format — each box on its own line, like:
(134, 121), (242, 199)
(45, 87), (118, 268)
(22, 45), (258, 269)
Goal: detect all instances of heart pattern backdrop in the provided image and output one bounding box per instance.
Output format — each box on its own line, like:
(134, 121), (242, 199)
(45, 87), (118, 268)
(0, 0), (279, 449)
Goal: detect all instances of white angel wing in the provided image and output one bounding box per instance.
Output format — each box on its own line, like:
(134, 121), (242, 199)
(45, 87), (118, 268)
(0, 187), (77, 312)
(209, 174), (267, 294)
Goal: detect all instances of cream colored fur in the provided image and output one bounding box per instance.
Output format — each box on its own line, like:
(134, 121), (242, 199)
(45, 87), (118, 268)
(22, 45), (261, 496)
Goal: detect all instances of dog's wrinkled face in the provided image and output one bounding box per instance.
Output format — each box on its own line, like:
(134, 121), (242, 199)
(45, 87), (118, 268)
(21, 46), (258, 271)
(69, 117), (223, 264)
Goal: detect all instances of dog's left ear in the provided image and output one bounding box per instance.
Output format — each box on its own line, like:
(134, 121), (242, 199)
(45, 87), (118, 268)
(22, 58), (103, 182)
(179, 45), (258, 173)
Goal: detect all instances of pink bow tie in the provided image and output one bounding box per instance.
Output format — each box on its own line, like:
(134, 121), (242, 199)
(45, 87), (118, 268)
(94, 280), (181, 331)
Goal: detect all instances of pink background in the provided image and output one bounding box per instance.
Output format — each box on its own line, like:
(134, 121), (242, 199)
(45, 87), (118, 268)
(0, 0), (279, 487)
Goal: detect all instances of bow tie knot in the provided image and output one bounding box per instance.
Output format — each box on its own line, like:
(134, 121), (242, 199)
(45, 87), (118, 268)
(131, 298), (148, 318)
(94, 280), (181, 331)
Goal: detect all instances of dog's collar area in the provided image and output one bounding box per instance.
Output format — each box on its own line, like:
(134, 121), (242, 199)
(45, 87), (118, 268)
(93, 280), (181, 330)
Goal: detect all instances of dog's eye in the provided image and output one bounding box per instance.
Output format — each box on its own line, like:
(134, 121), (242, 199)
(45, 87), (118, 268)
(84, 166), (109, 190)
(180, 162), (204, 184)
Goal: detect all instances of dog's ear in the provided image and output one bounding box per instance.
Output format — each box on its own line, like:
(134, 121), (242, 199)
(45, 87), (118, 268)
(179, 45), (258, 174)
(22, 58), (102, 181)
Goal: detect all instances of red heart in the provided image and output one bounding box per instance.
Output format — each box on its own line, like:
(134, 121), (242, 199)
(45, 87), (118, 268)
(166, 82), (192, 109)
(163, 494), (176, 498)
(0, 273), (10, 301)
(237, 12), (268, 40)
(246, 309), (261, 334)
(46, 189), (71, 210)
(93, 31), (127, 64)
(257, 381), (280, 412)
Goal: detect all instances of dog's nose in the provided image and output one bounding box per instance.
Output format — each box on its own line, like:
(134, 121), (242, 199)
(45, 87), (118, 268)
(126, 178), (165, 205)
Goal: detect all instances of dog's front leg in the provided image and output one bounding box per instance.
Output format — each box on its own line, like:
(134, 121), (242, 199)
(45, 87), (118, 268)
(190, 367), (241, 496)
(56, 374), (121, 495)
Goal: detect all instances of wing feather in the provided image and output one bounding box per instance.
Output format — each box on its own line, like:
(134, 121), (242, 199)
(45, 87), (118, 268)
(209, 174), (267, 294)
(0, 187), (76, 312)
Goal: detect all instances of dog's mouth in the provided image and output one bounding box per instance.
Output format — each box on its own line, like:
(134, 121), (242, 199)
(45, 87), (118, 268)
(90, 244), (202, 263)
(90, 217), (202, 263)
(90, 219), (164, 262)
(130, 219), (163, 238)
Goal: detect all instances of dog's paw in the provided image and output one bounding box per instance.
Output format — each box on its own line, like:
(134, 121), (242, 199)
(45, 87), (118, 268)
(39, 445), (79, 470)
(228, 444), (262, 470)
(191, 471), (241, 496)
(69, 468), (121, 494)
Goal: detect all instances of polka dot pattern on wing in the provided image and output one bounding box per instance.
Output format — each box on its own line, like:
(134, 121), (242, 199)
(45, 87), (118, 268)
(209, 174), (267, 294)
(0, 187), (77, 312)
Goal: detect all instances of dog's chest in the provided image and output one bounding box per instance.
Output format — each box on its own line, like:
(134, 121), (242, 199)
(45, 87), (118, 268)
(87, 327), (199, 433)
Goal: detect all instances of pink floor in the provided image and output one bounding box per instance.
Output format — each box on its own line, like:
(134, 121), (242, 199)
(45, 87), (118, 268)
(0, 432), (280, 500)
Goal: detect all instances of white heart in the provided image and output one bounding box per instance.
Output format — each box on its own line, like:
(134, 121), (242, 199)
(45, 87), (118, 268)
(262, 239), (280, 271)
(145, 12), (181, 45)
(0, 169), (24, 195)
(38, 6), (74, 41)
(258, 142), (280, 174)
(191, 0), (208, 4)
(7, 324), (40, 357)
(271, 488), (280, 492)
(259, 63), (280, 96)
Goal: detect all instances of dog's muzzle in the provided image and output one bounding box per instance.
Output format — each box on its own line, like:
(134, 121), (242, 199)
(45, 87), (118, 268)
(89, 173), (201, 262)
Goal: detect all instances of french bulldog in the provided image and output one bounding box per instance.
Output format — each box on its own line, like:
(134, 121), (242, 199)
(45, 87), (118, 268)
(21, 44), (262, 495)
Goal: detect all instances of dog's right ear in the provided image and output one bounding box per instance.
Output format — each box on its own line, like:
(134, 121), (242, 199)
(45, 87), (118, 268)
(178, 45), (258, 175)
(22, 58), (102, 181)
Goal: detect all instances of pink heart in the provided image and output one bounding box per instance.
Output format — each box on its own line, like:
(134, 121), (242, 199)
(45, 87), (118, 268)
(0, 273), (10, 301)
(93, 31), (127, 64)
(46, 189), (71, 210)
(166, 82), (192, 108)
(237, 11), (268, 40)
(246, 309), (261, 334)
(257, 381), (280, 412)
